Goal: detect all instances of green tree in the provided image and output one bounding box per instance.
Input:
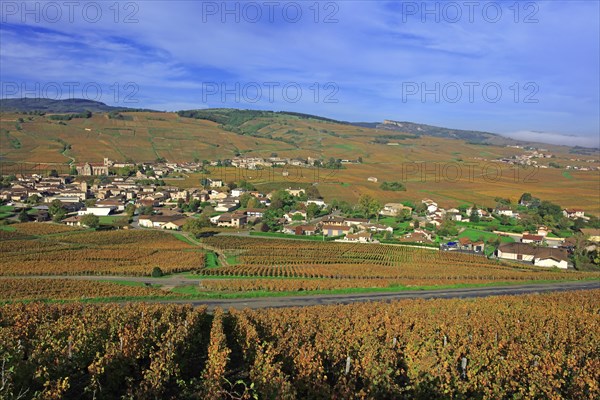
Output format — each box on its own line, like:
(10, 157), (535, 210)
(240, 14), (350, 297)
(112, 217), (129, 230)
(306, 203), (320, 220)
(18, 208), (29, 222)
(538, 200), (562, 219)
(269, 190), (293, 211)
(380, 181), (406, 191)
(247, 197), (261, 209)
(292, 213), (304, 221)
(186, 199), (201, 213)
(85, 199), (96, 207)
(49, 199), (65, 221)
(519, 193), (533, 204)
(138, 206), (154, 215)
(262, 209), (284, 231)
(395, 208), (412, 223)
(358, 194), (381, 220)
(125, 204), (136, 220)
(26, 194), (40, 205)
(239, 193), (253, 208)
(239, 180), (256, 191)
(80, 214), (100, 229)
(414, 203), (427, 215)
(438, 219), (458, 237)
(183, 215), (212, 236)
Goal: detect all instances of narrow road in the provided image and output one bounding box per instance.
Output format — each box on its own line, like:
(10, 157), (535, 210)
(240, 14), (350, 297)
(161, 280), (599, 310)
(4, 277), (597, 311)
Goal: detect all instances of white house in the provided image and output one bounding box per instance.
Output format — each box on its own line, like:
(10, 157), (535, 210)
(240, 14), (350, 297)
(447, 212), (462, 222)
(245, 208), (265, 218)
(465, 208), (484, 217)
(344, 232), (373, 243)
(214, 202), (239, 212)
(563, 209), (585, 219)
(138, 214), (186, 229)
(213, 213), (247, 228)
(426, 204), (438, 214)
(77, 206), (114, 216)
(495, 206), (515, 217)
(306, 199), (326, 208)
(497, 243), (569, 269)
(344, 218), (369, 226)
(360, 223), (394, 234)
(533, 255), (568, 269)
(231, 188), (247, 198)
(208, 179), (224, 188)
(380, 203), (412, 217)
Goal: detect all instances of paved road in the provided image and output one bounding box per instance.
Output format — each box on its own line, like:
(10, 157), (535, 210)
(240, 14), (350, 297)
(4, 276), (597, 311)
(162, 280), (599, 311)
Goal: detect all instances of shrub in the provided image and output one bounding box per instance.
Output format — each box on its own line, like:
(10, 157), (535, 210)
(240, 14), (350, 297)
(151, 266), (164, 277)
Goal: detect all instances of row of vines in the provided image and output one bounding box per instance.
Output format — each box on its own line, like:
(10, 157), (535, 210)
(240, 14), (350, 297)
(202, 236), (599, 283)
(1, 290), (598, 399)
(0, 229), (205, 276)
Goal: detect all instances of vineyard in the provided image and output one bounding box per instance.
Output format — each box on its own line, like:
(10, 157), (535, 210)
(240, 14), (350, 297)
(0, 278), (182, 301)
(201, 236), (599, 285)
(1, 290), (598, 399)
(0, 229), (205, 276)
(10, 222), (83, 235)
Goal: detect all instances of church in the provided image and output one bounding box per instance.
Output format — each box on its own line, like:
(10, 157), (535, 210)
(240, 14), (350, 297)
(76, 162), (109, 176)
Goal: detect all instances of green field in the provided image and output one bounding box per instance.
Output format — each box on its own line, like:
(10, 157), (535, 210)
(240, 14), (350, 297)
(458, 228), (515, 243)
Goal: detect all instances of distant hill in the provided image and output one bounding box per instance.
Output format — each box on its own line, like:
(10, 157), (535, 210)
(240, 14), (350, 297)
(0, 98), (156, 113)
(367, 120), (516, 146)
(178, 108), (349, 125)
(347, 119), (597, 149)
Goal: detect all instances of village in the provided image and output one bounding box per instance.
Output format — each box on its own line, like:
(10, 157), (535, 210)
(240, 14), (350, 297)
(492, 146), (599, 171)
(1, 157), (599, 272)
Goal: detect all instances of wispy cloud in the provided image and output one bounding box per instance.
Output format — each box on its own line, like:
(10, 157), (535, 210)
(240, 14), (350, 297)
(1, 0), (598, 146)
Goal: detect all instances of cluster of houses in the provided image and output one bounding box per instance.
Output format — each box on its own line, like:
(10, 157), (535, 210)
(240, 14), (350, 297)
(491, 205), (588, 221)
(495, 226), (600, 269)
(495, 149), (553, 168)
(280, 214), (395, 242)
(3, 166), (599, 271)
(495, 149), (599, 171)
(418, 198), (490, 227)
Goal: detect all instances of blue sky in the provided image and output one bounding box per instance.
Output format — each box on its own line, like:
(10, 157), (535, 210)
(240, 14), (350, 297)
(1, 1), (598, 147)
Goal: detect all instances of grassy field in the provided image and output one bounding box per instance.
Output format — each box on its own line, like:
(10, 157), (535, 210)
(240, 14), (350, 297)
(2, 111), (599, 212)
(458, 228), (515, 243)
(205, 251), (219, 268)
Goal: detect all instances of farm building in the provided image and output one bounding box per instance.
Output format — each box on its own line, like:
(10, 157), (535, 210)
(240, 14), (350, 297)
(497, 243), (569, 269)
